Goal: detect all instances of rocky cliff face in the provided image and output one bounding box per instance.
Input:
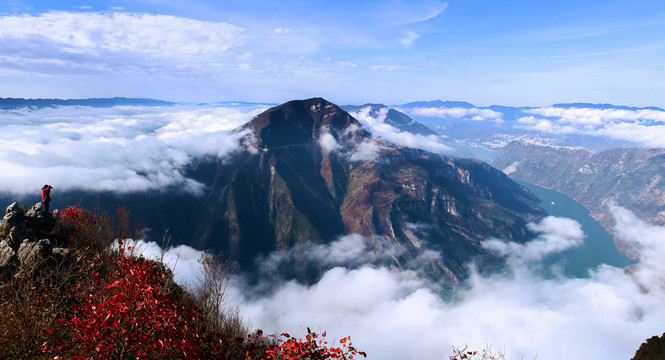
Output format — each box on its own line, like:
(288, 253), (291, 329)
(192, 98), (546, 281)
(492, 143), (665, 236)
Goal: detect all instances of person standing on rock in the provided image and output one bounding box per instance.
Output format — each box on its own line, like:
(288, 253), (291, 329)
(41, 184), (53, 213)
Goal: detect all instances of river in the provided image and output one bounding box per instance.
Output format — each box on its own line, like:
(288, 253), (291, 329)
(517, 180), (634, 278)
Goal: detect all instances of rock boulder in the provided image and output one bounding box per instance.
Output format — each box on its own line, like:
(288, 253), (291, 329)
(17, 238), (53, 269)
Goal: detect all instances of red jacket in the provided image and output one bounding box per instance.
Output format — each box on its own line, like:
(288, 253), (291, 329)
(42, 187), (52, 202)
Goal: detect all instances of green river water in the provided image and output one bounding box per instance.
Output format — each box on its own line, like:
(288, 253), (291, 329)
(517, 180), (634, 277)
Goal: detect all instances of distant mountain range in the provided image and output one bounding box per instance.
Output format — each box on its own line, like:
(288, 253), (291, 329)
(0, 97), (174, 109)
(398, 100), (664, 115)
(549, 103), (664, 111)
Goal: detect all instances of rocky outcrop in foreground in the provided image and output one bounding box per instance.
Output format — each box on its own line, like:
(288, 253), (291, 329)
(0, 202), (69, 277)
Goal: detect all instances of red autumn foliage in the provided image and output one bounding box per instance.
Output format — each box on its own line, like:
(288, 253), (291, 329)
(56, 205), (108, 249)
(243, 328), (366, 360)
(34, 205), (366, 360)
(59, 205), (85, 228)
(41, 252), (223, 359)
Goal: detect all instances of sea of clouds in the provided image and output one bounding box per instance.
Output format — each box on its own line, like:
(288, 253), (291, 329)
(3, 104), (664, 359)
(518, 107), (665, 148)
(0, 103), (469, 196)
(5, 103), (663, 199)
(0, 104), (267, 195)
(127, 204), (665, 360)
(402, 104), (665, 149)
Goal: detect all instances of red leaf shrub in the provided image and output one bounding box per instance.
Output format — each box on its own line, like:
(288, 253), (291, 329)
(56, 205), (107, 249)
(42, 255), (223, 359)
(59, 205), (85, 228)
(251, 328), (366, 360)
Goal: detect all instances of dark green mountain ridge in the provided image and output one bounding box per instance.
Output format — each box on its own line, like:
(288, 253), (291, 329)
(191, 98), (546, 281)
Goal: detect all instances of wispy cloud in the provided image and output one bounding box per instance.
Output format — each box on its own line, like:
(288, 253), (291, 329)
(338, 61), (358, 68)
(349, 141), (382, 162)
(369, 64), (409, 72)
(318, 131), (341, 153)
(376, 0), (448, 26)
(349, 106), (457, 155)
(483, 216), (585, 266)
(0, 11), (244, 75)
(400, 31), (420, 47)
(272, 27), (292, 34)
(255, 234), (407, 277)
(121, 239), (208, 289)
(526, 24), (618, 42)
(525, 13), (665, 43)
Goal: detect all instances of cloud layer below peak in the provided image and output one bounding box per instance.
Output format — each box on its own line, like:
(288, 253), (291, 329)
(136, 205), (665, 360)
(0, 104), (267, 195)
(402, 104), (665, 149)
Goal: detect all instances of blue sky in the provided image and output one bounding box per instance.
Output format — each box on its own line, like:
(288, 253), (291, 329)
(1, 0), (664, 106)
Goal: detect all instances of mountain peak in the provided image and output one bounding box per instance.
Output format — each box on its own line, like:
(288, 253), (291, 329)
(244, 98), (369, 149)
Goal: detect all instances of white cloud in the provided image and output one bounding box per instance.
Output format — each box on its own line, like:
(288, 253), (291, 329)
(230, 208), (664, 360)
(594, 123), (665, 148)
(608, 203), (665, 288)
(338, 61), (358, 68)
(525, 107), (665, 125)
(517, 115), (539, 124)
(1, 11), (243, 57)
(256, 234), (408, 277)
(349, 106), (456, 155)
(483, 216), (585, 266)
(135, 206), (665, 360)
(121, 239), (207, 289)
(516, 117), (579, 134)
(369, 64), (408, 72)
(273, 27), (292, 34)
(0, 104), (267, 194)
(0, 11), (244, 75)
(376, 0), (448, 26)
(405, 222), (432, 234)
(349, 140), (381, 162)
(400, 31), (420, 47)
(318, 131), (341, 153)
(518, 106), (665, 148)
(410, 107), (504, 122)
